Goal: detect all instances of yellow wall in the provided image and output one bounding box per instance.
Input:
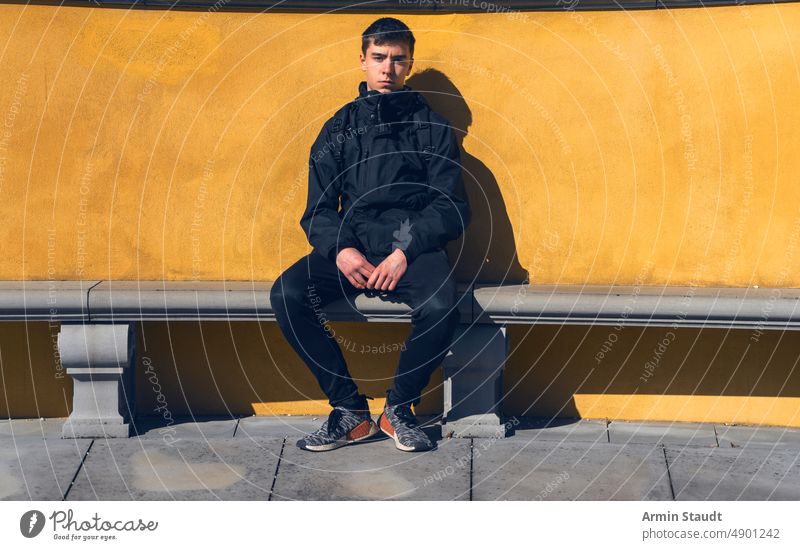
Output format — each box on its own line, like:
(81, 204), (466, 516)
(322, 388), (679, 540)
(505, 325), (800, 427)
(0, 322), (71, 418)
(133, 321), (442, 417)
(2, 4), (800, 424)
(4, 320), (799, 426)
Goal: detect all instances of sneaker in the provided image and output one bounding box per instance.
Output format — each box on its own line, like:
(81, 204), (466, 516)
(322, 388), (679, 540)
(296, 406), (378, 452)
(378, 403), (436, 452)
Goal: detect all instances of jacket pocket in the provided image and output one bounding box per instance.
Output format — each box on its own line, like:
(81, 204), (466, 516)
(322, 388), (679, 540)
(359, 209), (415, 257)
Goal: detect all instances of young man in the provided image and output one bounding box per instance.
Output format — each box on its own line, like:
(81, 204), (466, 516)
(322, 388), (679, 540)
(270, 17), (471, 452)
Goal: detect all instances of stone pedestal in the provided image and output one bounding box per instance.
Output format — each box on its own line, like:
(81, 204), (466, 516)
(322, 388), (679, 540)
(58, 323), (136, 438)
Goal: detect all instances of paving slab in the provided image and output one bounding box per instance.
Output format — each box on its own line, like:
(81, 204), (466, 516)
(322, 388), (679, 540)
(472, 440), (672, 500)
(273, 434), (471, 501)
(510, 417), (608, 443)
(236, 416), (327, 439)
(666, 446), (800, 500)
(715, 424), (800, 449)
(66, 437), (283, 500)
(608, 421), (717, 447)
(0, 418), (66, 439)
(0, 438), (90, 500)
(132, 416), (239, 439)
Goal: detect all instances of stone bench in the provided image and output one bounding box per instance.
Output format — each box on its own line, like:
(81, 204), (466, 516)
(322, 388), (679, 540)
(472, 284), (800, 330)
(0, 280), (504, 439)
(3, 281), (798, 440)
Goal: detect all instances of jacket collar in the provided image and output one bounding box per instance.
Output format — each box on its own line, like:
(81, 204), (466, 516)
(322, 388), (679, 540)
(355, 80), (419, 124)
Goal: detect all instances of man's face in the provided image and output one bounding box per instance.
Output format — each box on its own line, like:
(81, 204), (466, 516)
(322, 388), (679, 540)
(360, 40), (413, 93)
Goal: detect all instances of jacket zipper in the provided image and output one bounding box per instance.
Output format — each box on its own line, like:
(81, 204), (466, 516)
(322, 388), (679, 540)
(359, 135), (369, 195)
(359, 110), (376, 195)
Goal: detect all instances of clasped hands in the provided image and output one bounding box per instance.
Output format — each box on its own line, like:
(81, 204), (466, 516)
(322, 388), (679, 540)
(335, 247), (407, 291)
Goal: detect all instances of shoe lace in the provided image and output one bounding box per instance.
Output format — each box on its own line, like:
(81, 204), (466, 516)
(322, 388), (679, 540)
(325, 395), (372, 436)
(393, 404), (419, 429)
(326, 407), (345, 436)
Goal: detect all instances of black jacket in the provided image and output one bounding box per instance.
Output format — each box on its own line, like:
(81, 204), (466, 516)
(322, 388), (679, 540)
(300, 81), (471, 264)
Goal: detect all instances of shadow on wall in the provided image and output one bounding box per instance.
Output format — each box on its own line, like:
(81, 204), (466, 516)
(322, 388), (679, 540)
(407, 69), (529, 285)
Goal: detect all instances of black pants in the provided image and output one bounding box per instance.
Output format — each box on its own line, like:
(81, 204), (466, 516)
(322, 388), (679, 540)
(270, 248), (461, 410)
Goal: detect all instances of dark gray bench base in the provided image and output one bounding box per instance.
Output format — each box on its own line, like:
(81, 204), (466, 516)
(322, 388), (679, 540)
(442, 325), (507, 438)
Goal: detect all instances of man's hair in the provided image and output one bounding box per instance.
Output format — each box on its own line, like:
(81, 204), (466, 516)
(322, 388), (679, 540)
(361, 17), (415, 58)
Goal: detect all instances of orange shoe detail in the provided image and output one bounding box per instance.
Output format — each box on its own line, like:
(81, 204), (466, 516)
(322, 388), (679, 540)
(347, 419), (373, 440)
(379, 413), (395, 436)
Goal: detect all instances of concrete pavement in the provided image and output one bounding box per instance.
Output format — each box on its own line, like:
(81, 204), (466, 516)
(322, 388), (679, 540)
(2, 416), (799, 501)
